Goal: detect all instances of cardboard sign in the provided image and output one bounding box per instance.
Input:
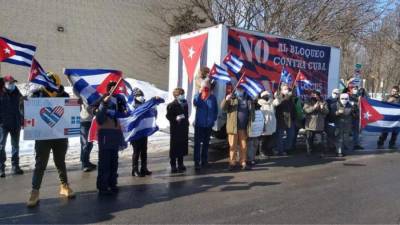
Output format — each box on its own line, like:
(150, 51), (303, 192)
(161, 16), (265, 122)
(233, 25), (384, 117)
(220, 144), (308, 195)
(248, 110), (265, 138)
(24, 98), (80, 140)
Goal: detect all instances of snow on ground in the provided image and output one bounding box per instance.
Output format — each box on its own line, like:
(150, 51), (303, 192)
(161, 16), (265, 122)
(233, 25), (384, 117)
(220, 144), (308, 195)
(4, 81), (171, 171)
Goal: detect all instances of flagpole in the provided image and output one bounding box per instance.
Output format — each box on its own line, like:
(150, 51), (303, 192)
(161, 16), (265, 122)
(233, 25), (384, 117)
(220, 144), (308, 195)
(109, 77), (123, 95)
(231, 71), (246, 94)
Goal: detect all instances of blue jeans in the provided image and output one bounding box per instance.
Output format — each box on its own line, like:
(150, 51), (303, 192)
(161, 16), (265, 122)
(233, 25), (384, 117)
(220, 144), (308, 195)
(194, 126), (212, 165)
(0, 126), (20, 169)
(80, 121), (94, 167)
(276, 126), (295, 154)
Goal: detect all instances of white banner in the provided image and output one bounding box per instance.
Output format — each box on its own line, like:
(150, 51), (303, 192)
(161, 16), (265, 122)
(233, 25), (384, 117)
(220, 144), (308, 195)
(248, 110), (265, 138)
(23, 98), (80, 140)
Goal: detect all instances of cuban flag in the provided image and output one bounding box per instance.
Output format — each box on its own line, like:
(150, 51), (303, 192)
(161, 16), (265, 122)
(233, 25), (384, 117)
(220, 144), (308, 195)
(118, 97), (165, 142)
(29, 58), (59, 91)
(0, 37), (36, 67)
(64, 69), (122, 105)
(280, 67), (293, 86)
(209, 64), (231, 83)
(360, 97), (400, 132)
(223, 52), (243, 76)
(239, 76), (264, 99)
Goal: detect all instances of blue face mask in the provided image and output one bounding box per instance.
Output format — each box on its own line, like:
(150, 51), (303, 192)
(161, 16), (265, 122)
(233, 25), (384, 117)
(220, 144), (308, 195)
(177, 94), (185, 101)
(5, 83), (15, 91)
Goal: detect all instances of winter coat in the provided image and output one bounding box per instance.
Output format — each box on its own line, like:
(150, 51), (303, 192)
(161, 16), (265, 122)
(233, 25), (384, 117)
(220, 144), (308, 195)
(166, 99), (189, 158)
(193, 93), (218, 128)
(273, 93), (296, 129)
(387, 95), (400, 104)
(326, 97), (338, 123)
(331, 101), (355, 133)
(95, 96), (124, 150)
(80, 103), (94, 123)
(303, 98), (329, 131)
(221, 97), (255, 135)
(257, 98), (276, 135)
(0, 87), (23, 130)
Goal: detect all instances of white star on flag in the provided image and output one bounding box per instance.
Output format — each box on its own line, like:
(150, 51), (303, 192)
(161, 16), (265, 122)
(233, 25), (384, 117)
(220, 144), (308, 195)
(4, 48), (10, 54)
(364, 111), (371, 120)
(188, 46), (195, 59)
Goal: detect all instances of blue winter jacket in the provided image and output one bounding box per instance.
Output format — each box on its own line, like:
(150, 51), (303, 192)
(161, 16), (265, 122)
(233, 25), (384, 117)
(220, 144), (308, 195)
(193, 93), (218, 128)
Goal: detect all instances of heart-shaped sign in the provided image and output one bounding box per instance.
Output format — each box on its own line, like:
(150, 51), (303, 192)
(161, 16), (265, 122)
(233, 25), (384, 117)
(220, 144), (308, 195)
(39, 106), (64, 127)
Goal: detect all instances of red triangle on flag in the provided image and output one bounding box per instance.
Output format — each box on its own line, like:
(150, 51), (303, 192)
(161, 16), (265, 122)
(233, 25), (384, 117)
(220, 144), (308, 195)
(360, 97), (384, 128)
(179, 33), (208, 84)
(96, 71), (124, 95)
(0, 38), (16, 62)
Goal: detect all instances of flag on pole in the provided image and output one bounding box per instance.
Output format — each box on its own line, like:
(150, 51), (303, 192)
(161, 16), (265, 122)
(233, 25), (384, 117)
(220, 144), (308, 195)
(239, 76), (264, 99)
(29, 58), (59, 91)
(64, 69), (122, 105)
(279, 68), (293, 86)
(0, 37), (36, 67)
(209, 64), (231, 83)
(223, 52), (243, 76)
(360, 97), (400, 132)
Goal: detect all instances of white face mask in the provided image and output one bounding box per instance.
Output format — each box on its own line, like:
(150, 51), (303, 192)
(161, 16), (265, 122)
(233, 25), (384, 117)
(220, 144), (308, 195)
(340, 98), (349, 105)
(352, 89), (358, 95)
(136, 96), (145, 103)
(5, 82), (15, 91)
(281, 89), (289, 95)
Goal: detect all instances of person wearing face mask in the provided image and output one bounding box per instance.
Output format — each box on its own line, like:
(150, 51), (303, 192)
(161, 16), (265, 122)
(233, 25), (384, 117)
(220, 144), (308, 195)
(166, 88), (189, 173)
(193, 81), (218, 170)
(27, 72), (74, 207)
(0, 75), (24, 178)
(303, 90), (329, 156)
(258, 91), (277, 157)
(331, 93), (356, 157)
(94, 81), (125, 196)
(325, 88), (340, 152)
(349, 86), (364, 150)
(130, 88), (152, 177)
(377, 86), (400, 149)
(272, 83), (296, 156)
(221, 85), (253, 170)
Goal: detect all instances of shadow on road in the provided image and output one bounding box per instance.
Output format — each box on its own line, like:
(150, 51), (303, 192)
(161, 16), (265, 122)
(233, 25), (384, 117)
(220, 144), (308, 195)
(0, 175), (280, 224)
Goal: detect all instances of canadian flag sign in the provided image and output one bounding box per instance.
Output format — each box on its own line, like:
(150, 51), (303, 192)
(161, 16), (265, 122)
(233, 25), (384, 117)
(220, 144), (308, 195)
(179, 33), (208, 83)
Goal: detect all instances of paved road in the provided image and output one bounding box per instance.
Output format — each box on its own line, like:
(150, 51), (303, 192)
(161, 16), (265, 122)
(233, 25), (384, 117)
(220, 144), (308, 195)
(1, 136), (400, 224)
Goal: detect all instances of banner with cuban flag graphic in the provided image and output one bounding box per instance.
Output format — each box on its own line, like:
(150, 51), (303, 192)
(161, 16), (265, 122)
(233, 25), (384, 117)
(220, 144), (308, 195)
(209, 64), (231, 83)
(0, 37), (36, 67)
(280, 67), (293, 86)
(239, 76), (264, 99)
(360, 97), (400, 132)
(64, 69), (124, 106)
(29, 58), (59, 91)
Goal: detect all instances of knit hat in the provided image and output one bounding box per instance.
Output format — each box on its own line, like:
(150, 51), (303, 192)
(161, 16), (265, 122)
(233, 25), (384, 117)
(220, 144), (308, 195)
(260, 90), (271, 98)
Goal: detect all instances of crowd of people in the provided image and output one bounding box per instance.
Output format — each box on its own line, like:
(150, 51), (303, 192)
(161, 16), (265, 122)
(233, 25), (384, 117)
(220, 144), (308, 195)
(0, 68), (399, 208)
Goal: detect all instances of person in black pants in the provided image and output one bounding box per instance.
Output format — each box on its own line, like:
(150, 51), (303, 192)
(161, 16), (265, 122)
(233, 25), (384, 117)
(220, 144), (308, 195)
(95, 81), (125, 195)
(166, 88), (189, 173)
(130, 88), (152, 177)
(377, 86), (400, 149)
(79, 100), (96, 172)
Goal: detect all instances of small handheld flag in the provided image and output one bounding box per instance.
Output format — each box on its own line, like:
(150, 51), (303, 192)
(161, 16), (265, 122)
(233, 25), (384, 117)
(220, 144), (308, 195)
(209, 64), (231, 83)
(29, 58), (59, 92)
(239, 76), (264, 99)
(223, 52), (243, 75)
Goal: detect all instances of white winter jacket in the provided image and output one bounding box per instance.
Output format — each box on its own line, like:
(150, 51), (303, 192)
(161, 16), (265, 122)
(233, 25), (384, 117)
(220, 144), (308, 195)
(257, 99), (277, 135)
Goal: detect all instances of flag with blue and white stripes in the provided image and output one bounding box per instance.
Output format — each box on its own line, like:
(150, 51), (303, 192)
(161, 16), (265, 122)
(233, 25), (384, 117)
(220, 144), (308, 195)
(118, 97), (165, 142)
(239, 76), (264, 100)
(29, 58), (59, 92)
(209, 64), (231, 83)
(280, 68), (293, 85)
(64, 69), (121, 105)
(223, 52), (243, 77)
(0, 37), (36, 67)
(361, 97), (400, 132)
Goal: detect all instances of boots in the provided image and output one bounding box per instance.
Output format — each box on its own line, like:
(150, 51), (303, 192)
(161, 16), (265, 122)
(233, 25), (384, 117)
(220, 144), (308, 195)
(59, 184), (76, 198)
(12, 166), (24, 175)
(131, 166), (141, 176)
(140, 167), (152, 176)
(27, 189), (40, 207)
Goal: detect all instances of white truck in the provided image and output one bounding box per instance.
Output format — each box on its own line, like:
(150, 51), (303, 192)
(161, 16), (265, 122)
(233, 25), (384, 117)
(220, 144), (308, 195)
(169, 24), (341, 137)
